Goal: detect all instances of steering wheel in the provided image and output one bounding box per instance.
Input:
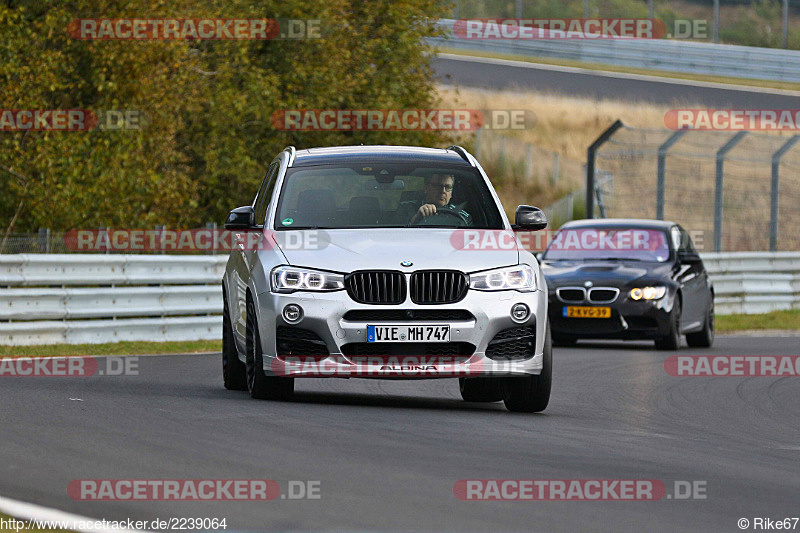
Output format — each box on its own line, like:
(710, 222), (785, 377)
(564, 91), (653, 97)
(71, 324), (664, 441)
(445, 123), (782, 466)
(413, 208), (469, 227)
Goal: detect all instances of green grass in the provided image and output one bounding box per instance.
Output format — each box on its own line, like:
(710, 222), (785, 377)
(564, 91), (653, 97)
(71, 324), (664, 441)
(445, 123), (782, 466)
(438, 47), (800, 93)
(717, 309), (800, 332)
(0, 340), (221, 357)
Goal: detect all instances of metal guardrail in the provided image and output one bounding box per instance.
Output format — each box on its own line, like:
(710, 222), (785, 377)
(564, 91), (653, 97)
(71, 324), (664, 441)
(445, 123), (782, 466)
(703, 252), (800, 315)
(0, 255), (227, 346)
(0, 253), (797, 345)
(431, 19), (800, 83)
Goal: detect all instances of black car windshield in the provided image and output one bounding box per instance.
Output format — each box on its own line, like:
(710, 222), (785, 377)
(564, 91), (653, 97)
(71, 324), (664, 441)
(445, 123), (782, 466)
(274, 162), (504, 230)
(542, 227), (671, 262)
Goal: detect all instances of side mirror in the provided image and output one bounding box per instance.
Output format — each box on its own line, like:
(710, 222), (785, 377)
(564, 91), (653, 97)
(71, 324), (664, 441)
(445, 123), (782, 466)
(224, 206), (256, 230)
(514, 205), (548, 231)
(678, 250), (702, 265)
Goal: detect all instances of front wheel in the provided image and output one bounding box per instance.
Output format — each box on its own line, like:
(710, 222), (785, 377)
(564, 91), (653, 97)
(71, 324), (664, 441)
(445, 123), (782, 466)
(222, 292), (247, 391)
(246, 298), (294, 401)
(686, 300), (714, 348)
(502, 324), (552, 413)
(655, 298), (681, 351)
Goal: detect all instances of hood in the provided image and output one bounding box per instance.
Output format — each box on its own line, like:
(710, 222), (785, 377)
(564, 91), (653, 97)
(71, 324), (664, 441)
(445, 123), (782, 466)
(274, 228), (519, 273)
(540, 260), (671, 288)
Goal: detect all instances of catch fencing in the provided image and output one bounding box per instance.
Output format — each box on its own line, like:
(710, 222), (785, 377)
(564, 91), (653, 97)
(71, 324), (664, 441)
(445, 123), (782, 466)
(589, 124), (800, 252)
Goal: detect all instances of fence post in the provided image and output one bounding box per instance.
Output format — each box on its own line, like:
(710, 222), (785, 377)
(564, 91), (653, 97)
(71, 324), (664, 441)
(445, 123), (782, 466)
(713, 132), (748, 252)
(770, 135), (800, 251)
(552, 152), (559, 185)
(656, 130), (688, 220)
(206, 221), (218, 255)
(38, 228), (50, 253)
(499, 136), (506, 175)
(525, 144), (532, 181)
(586, 120), (624, 219)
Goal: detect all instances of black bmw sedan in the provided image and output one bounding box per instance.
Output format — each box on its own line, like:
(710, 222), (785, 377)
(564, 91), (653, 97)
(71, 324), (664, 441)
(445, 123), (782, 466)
(540, 219), (714, 350)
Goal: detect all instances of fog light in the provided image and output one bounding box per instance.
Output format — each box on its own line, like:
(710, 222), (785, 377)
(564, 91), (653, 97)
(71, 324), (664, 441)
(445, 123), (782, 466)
(283, 304), (303, 324)
(511, 303), (530, 323)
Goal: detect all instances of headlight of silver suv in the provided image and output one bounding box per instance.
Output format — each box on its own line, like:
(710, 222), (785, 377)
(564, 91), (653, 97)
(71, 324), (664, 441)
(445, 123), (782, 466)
(271, 266), (345, 293)
(469, 264), (536, 292)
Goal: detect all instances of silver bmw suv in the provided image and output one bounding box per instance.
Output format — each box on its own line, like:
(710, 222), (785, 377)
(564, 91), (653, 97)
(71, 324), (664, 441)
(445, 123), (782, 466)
(222, 145), (551, 412)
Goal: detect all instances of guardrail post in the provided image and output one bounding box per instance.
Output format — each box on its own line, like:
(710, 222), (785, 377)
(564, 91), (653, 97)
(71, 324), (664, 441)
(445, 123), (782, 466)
(770, 135), (800, 251)
(713, 132), (748, 252)
(474, 127), (481, 160)
(656, 130), (688, 220)
(713, 0), (720, 43)
(586, 119), (624, 219)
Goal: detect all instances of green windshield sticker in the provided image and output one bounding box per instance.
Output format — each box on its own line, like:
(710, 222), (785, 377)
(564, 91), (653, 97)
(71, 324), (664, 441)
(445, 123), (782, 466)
(282, 218), (294, 225)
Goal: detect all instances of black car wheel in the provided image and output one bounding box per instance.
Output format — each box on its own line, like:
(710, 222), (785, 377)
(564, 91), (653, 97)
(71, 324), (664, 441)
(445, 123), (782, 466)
(246, 298), (294, 400)
(459, 377), (504, 402)
(222, 291), (247, 391)
(655, 298), (681, 351)
(686, 300), (715, 348)
(503, 324), (552, 413)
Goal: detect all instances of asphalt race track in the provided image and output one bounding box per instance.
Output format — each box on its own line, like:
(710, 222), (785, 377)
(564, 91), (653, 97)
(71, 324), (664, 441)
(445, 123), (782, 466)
(432, 54), (800, 108)
(1, 336), (798, 532)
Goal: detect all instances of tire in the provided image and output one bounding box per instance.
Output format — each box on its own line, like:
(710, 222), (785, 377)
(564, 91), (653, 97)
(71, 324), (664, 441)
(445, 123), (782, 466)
(686, 300), (714, 348)
(655, 298), (681, 351)
(502, 324), (552, 413)
(459, 377), (504, 402)
(552, 334), (577, 347)
(222, 292), (247, 391)
(246, 298), (294, 401)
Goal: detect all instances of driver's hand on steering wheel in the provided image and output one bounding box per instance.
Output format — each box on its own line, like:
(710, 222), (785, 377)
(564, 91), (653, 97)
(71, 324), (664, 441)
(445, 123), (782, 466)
(411, 203), (437, 224)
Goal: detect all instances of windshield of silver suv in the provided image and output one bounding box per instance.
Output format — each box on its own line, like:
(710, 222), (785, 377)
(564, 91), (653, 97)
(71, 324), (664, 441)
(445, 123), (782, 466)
(274, 162), (504, 230)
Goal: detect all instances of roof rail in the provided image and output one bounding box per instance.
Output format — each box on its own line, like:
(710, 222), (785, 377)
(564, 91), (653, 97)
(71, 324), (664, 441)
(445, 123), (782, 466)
(284, 146), (297, 167)
(447, 145), (476, 167)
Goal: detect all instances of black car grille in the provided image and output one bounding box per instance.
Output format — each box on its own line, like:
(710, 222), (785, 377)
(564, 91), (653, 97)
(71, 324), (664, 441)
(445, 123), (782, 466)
(557, 288), (585, 303)
(410, 270), (468, 305)
(342, 309), (475, 322)
(346, 271), (406, 305)
(588, 288), (619, 303)
(275, 327), (329, 357)
(341, 342), (474, 359)
(485, 326), (536, 361)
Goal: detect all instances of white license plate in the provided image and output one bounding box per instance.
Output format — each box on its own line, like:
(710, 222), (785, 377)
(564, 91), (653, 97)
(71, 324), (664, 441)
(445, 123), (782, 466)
(367, 325), (450, 343)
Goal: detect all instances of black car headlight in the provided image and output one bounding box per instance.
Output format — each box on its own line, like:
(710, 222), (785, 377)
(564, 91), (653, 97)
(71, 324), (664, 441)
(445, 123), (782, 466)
(630, 286), (667, 300)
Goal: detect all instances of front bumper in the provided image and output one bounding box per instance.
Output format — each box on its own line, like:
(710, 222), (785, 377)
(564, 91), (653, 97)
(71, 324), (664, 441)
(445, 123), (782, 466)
(254, 288), (547, 378)
(548, 291), (674, 340)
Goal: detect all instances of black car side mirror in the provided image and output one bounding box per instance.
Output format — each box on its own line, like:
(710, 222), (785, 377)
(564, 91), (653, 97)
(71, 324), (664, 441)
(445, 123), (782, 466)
(678, 250), (702, 265)
(225, 206), (256, 230)
(514, 205), (548, 231)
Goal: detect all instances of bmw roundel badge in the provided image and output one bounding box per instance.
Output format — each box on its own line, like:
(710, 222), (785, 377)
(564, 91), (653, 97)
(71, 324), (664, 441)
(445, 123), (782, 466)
(400, 261), (413, 267)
